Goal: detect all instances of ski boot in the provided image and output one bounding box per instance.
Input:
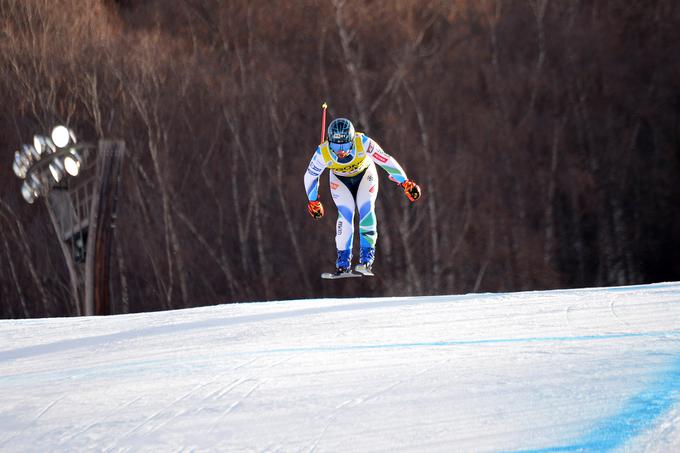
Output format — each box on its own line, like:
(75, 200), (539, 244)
(355, 247), (375, 276)
(332, 266), (353, 277)
(319, 249), (358, 278)
(335, 249), (353, 276)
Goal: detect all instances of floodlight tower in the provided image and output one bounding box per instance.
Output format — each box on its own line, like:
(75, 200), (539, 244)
(11, 126), (125, 316)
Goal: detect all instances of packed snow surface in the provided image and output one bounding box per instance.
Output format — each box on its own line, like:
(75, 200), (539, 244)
(1, 283), (679, 452)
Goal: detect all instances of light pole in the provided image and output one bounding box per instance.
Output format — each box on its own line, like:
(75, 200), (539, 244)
(12, 126), (124, 316)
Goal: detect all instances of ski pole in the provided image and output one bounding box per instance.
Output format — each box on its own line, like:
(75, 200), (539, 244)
(320, 102), (328, 144)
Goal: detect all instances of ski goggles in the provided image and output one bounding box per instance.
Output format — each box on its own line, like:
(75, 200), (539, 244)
(329, 141), (353, 154)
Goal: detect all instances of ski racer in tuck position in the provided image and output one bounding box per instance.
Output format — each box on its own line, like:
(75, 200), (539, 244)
(304, 117), (421, 278)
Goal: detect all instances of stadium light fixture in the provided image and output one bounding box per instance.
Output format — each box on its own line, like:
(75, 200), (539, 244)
(51, 125), (76, 148)
(20, 144), (35, 165)
(49, 158), (65, 182)
(11, 125), (88, 204)
(33, 135), (54, 155)
(13, 151), (28, 178)
(63, 150), (81, 177)
(27, 172), (44, 195)
(20, 180), (37, 204)
(27, 143), (41, 161)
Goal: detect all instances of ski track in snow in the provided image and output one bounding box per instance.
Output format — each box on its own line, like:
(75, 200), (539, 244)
(0, 282), (679, 452)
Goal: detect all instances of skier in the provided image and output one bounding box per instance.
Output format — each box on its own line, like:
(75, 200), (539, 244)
(304, 117), (421, 278)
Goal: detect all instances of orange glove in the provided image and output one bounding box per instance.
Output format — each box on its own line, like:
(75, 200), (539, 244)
(307, 200), (324, 220)
(401, 180), (421, 202)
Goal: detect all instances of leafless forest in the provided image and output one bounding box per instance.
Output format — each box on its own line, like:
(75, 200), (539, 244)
(1, 0), (679, 318)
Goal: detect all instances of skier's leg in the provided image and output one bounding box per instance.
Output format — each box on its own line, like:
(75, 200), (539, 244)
(329, 172), (356, 269)
(355, 163), (379, 266)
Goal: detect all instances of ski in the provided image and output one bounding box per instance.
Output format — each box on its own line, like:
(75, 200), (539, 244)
(321, 271), (362, 279)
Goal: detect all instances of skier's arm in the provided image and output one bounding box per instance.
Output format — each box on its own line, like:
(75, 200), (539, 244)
(304, 148), (327, 201)
(364, 138), (409, 184)
(365, 137), (421, 201)
(304, 149), (328, 219)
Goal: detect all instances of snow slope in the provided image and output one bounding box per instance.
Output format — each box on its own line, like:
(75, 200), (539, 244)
(1, 283), (679, 452)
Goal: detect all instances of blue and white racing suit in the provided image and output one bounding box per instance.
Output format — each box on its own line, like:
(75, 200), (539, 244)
(304, 132), (409, 268)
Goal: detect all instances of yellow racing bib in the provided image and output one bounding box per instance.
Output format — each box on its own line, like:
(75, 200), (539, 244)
(320, 133), (370, 177)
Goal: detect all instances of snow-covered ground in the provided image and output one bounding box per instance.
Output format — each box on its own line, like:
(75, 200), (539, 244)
(1, 283), (679, 452)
